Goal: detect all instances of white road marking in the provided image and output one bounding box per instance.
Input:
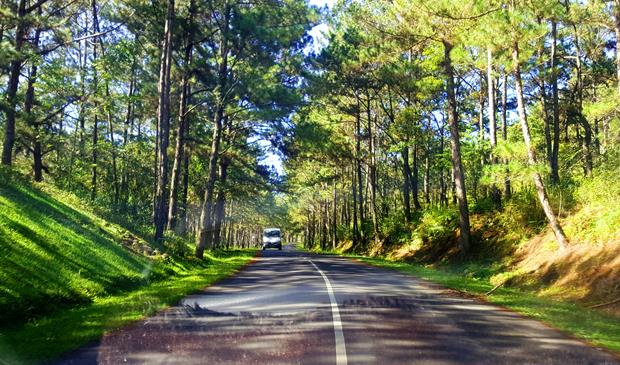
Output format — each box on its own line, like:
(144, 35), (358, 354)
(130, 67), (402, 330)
(308, 259), (348, 365)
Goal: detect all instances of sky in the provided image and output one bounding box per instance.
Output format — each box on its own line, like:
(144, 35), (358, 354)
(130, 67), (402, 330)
(257, 0), (333, 176)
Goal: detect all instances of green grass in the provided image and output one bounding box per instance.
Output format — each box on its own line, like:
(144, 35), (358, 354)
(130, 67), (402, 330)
(335, 253), (620, 354)
(0, 171), (257, 364)
(0, 249), (255, 365)
(0, 174), (164, 323)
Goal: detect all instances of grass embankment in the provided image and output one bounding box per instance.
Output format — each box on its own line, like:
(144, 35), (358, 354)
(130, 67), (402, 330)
(0, 173), (256, 364)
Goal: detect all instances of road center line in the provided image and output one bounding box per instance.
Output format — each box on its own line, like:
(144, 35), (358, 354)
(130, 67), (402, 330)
(308, 259), (348, 365)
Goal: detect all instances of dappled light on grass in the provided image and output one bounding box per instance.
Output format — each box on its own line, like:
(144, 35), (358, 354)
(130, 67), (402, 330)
(0, 179), (160, 324)
(0, 250), (255, 365)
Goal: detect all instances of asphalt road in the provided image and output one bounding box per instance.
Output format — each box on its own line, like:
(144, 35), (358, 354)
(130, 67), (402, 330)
(54, 245), (619, 365)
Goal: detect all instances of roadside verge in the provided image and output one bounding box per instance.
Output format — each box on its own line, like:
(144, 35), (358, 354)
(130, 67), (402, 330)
(0, 249), (258, 365)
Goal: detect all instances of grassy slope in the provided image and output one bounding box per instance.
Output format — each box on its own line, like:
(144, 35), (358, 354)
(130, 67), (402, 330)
(0, 250), (254, 365)
(0, 177), (160, 323)
(0, 173), (255, 364)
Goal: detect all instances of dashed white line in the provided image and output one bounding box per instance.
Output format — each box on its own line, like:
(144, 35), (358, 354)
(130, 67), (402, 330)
(308, 259), (348, 365)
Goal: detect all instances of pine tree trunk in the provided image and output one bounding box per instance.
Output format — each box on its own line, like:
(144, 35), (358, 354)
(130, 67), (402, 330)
(332, 180), (337, 249)
(196, 3), (230, 258)
(213, 157), (229, 248)
(180, 138), (191, 232)
(410, 140), (422, 210)
(501, 72), (512, 199)
(25, 24), (42, 181)
(570, 23), (592, 177)
(1, 0), (27, 166)
(550, 20), (561, 183)
(168, 1), (195, 231)
(90, 0), (100, 202)
(478, 72), (485, 141)
(352, 163), (359, 244)
(196, 111), (223, 257)
(104, 88), (119, 206)
(439, 125), (448, 207)
(512, 41), (568, 251)
(78, 19), (89, 159)
(120, 69), (135, 208)
(443, 40), (471, 253)
(487, 48), (496, 150)
(536, 20), (552, 172)
(153, 0), (175, 242)
(487, 48), (501, 206)
(402, 146), (412, 223)
(424, 118), (431, 205)
(366, 95), (379, 239)
(355, 99), (364, 236)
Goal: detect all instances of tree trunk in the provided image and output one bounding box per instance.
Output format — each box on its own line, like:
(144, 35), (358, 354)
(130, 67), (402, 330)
(424, 118), (431, 205)
(356, 109), (364, 223)
(355, 99), (364, 238)
(402, 146), (412, 222)
(120, 68), (135, 208)
(501, 72), (512, 199)
(550, 20), (561, 183)
(180, 140), (191, 231)
(487, 48), (501, 206)
(153, 0), (175, 242)
(78, 34), (88, 158)
(332, 179), (337, 249)
(478, 72), (485, 141)
(213, 156), (229, 248)
(1, 0), (27, 166)
(487, 48), (497, 149)
(196, 113), (223, 256)
(352, 163), (359, 244)
(512, 41), (568, 250)
(196, 3), (230, 258)
(438, 124), (448, 207)
(90, 0), (100, 202)
(570, 21), (592, 177)
(25, 24), (42, 181)
(410, 141), (422, 209)
(103, 84), (119, 206)
(168, 0), (195, 231)
(537, 21), (552, 174)
(443, 40), (471, 253)
(366, 95), (379, 239)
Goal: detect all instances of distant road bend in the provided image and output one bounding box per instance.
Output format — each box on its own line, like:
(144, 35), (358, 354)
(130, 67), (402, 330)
(56, 245), (619, 365)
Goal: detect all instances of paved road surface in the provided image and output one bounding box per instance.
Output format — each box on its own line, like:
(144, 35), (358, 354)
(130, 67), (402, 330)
(54, 245), (619, 364)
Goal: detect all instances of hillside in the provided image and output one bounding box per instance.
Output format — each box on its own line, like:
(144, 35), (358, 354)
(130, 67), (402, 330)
(339, 162), (620, 315)
(0, 172), (165, 324)
(0, 173), (254, 325)
(0, 171), (255, 364)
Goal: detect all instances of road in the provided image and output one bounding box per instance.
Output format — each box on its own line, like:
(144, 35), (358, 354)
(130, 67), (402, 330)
(54, 245), (619, 365)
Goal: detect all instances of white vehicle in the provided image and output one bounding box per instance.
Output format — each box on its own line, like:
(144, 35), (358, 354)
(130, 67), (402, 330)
(262, 228), (282, 250)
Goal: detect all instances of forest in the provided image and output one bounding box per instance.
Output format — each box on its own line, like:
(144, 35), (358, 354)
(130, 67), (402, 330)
(1, 0), (619, 275)
(0, 0), (319, 257)
(287, 0), (620, 257)
(1, 0), (620, 362)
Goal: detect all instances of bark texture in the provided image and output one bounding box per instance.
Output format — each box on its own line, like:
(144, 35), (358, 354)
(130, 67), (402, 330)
(512, 42), (568, 251)
(443, 40), (471, 253)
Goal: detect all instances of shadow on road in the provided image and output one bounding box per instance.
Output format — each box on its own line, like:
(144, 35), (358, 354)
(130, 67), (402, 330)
(52, 246), (619, 365)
